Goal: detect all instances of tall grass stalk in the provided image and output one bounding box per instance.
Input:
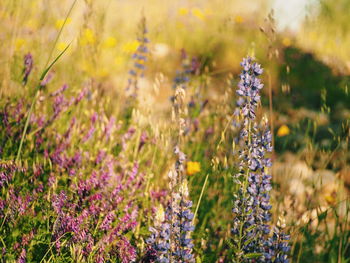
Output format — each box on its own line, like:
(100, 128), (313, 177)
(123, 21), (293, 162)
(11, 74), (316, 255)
(193, 173), (209, 224)
(15, 0), (77, 162)
(16, 44), (71, 162)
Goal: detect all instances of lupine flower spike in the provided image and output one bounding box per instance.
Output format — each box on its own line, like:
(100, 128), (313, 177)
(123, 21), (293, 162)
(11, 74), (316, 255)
(146, 86), (195, 263)
(127, 15), (149, 97)
(231, 57), (290, 263)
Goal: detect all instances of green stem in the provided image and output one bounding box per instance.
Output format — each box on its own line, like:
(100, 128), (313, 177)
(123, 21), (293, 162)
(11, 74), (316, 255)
(15, 43), (71, 162)
(0, 235), (6, 250)
(193, 173), (209, 225)
(39, 232), (70, 263)
(15, 0), (76, 162)
(43, 0), (77, 70)
(15, 91), (39, 162)
(0, 209), (8, 231)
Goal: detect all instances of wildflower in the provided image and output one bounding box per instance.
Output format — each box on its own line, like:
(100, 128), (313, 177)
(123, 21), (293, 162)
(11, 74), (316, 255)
(231, 57), (290, 262)
(51, 84), (68, 97)
(22, 53), (33, 85)
(282, 37), (292, 47)
(277, 125), (290, 137)
(80, 28), (96, 46)
(75, 87), (88, 104)
(100, 212), (115, 231)
(40, 72), (54, 87)
(114, 55), (126, 67)
(52, 94), (66, 118)
(146, 87), (195, 262)
(139, 131), (148, 151)
(52, 191), (67, 213)
(0, 161), (24, 188)
(127, 16), (149, 97)
(172, 49), (200, 91)
(178, 7), (189, 16)
(57, 42), (69, 52)
(122, 41), (139, 54)
(264, 217), (291, 262)
(234, 15), (244, 24)
(186, 162), (201, 175)
(15, 38), (26, 51)
(103, 36), (117, 48)
(117, 236), (137, 263)
(82, 113), (98, 142)
(95, 150), (107, 164)
(18, 248), (26, 263)
(146, 154), (195, 263)
(55, 18), (72, 30)
(104, 116), (116, 141)
(191, 8), (205, 20)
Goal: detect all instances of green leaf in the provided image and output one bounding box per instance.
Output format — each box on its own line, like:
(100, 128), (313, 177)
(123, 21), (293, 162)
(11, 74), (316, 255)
(318, 210), (328, 221)
(40, 43), (71, 82)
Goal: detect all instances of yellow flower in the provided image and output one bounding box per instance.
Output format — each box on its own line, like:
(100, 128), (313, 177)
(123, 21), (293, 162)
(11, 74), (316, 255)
(103, 37), (117, 48)
(277, 125), (290, 137)
(80, 28), (96, 46)
(191, 7), (205, 20)
(57, 42), (68, 52)
(178, 7), (189, 16)
(114, 55), (126, 66)
(55, 18), (72, 30)
(15, 38), (26, 51)
(324, 194), (336, 205)
(122, 40), (139, 54)
(282, 37), (292, 47)
(187, 161), (201, 175)
(234, 15), (244, 24)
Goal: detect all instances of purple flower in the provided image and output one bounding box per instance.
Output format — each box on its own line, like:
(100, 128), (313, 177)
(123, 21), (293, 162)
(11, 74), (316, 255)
(127, 16), (149, 97)
(83, 113), (98, 142)
(52, 191), (67, 214)
(172, 50), (193, 90)
(146, 147), (195, 263)
(104, 116), (115, 141)
(23, 53), (33, 85)
(51, 84), (68, 97)
(17, 248), (26, 263)
(100, 212), (114, 231)
(40, 72), (54, 87)
(0, 161), (24, 188)
(95, 150), (107, 164)
(117, 236), (137, 263)
(53, 94), (66, 117)
(75, 88), (88, 104)
(138, 131), (148, 151)
(231, 57), (290, 262)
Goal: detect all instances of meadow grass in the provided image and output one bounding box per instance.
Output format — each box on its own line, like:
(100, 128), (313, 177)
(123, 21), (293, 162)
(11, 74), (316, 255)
(0, 0), (349, 262)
